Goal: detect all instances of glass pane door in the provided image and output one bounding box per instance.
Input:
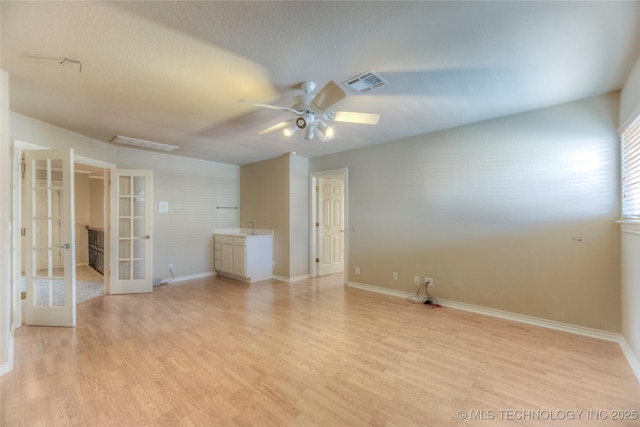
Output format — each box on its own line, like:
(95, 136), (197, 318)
(24, 149), (76, 327)
(110, 170), (153, 294)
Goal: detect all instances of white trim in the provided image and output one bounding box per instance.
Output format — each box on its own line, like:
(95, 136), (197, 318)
(348, 280), (640, 383)
(619, 337), (640, 383)
(159, 271), (215, 285)
(75, 155), (116, 170)
(348, 281), (413, 299)
(0, 330), (14, 376)
(618, 104), (640, 134)
(273, 274), (310, 283)
(438, 298), (619, 342)
(619, 220), (640, 235)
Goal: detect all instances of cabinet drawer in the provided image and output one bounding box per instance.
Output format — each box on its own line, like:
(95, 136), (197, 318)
(233, 237), (246, 246)
(221, 236), (234, 244)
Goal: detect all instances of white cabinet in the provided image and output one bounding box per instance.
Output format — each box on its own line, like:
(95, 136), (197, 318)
(214, 233), (273, 282)
(232, 242), (246, 276)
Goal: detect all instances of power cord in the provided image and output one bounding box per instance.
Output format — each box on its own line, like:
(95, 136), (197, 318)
(407, 281), (441, 307)
(158, 265), (176, 286)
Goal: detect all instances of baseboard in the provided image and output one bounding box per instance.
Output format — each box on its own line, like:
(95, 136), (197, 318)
(618, 337), (640, 383)
(0, 330), (14, 376)
(161, 271), (216, 284)
(273, 274), (310, 283)
(348, 280), (639, 382)
(437, 298), (620, 342)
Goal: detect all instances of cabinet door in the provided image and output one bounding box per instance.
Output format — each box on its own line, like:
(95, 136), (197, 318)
(233, 245), (246, 277)
(221, 244), (233, 272)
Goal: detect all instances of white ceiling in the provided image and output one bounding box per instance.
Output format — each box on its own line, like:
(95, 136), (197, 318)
(2, 1), (639, 165)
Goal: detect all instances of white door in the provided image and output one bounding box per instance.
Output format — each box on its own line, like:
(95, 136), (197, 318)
(109, 169), (153, 294)
(24, 148), (76, 327)
(318, 177), (344, 276)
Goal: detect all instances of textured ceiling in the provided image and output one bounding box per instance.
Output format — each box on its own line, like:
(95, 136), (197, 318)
(2, 1), (639, 165)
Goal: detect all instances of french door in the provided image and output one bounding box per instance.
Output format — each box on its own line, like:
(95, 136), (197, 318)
(24, 148), (76, 327)
(109, 169), (153, 294)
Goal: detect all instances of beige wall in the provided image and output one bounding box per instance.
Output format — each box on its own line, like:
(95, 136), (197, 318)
(311, 93), (621, 332)
(74, 173), (91, 265)
(240, 153), (309, 280)
(89, 177), (104, 228)
(241, 155), (290, 276)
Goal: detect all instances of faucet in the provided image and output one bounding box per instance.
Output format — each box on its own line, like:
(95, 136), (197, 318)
(249, 221), (256, 235)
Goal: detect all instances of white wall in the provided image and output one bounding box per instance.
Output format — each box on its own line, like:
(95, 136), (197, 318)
(311, 93), (621, 332)
(1, 70), (12, 373)
(10, 112), (240, 281)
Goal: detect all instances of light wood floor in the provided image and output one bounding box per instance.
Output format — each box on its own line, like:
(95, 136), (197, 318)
(2, 274), (639, 426)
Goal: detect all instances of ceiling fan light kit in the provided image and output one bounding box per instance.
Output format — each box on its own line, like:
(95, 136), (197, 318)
(239, 78), (381, 142)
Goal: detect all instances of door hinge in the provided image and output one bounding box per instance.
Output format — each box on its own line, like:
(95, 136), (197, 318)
(315, 258), (319, 263)
(21, 162), (26, 179)
(21, 291), (26, 300)
(21, 228), (26, 236)
(316, 222), (319, 227)
(315, 185), (319, 191)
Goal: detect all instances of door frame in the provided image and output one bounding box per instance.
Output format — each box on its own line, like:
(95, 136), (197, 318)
(309, 168), (348, 284)
(11, 140), (114, 328)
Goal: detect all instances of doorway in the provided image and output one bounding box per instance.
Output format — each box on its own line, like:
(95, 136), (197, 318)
(309, 168), (348, 283)
(13, 140), (113, 327)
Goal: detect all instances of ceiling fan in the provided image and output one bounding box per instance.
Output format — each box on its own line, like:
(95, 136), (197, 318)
(239, 80), (380, 141)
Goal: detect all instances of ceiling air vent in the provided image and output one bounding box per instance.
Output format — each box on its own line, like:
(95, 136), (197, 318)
(110, 135), (178, 152)
(342, 70), (389, 94)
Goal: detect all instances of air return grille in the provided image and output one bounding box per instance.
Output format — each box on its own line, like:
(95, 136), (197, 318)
(342, 70), (389, 94)
(110, 135), (178, 152)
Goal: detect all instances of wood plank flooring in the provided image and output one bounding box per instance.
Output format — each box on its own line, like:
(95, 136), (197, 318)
(2, 274), (639, 426)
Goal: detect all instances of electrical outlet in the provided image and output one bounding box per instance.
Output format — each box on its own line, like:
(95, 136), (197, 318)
(355, 266), (360, 275)
(425, 277), (434, 287)
(392, 272), (398, 280)
(414, 275), (420, 285)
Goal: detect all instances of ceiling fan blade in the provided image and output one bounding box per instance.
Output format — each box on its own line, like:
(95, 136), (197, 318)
(311, 81), (347, 112)
(258, 119), (294, 135)
(333, 111), (380, 125)
(238, 100), (300, 115)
